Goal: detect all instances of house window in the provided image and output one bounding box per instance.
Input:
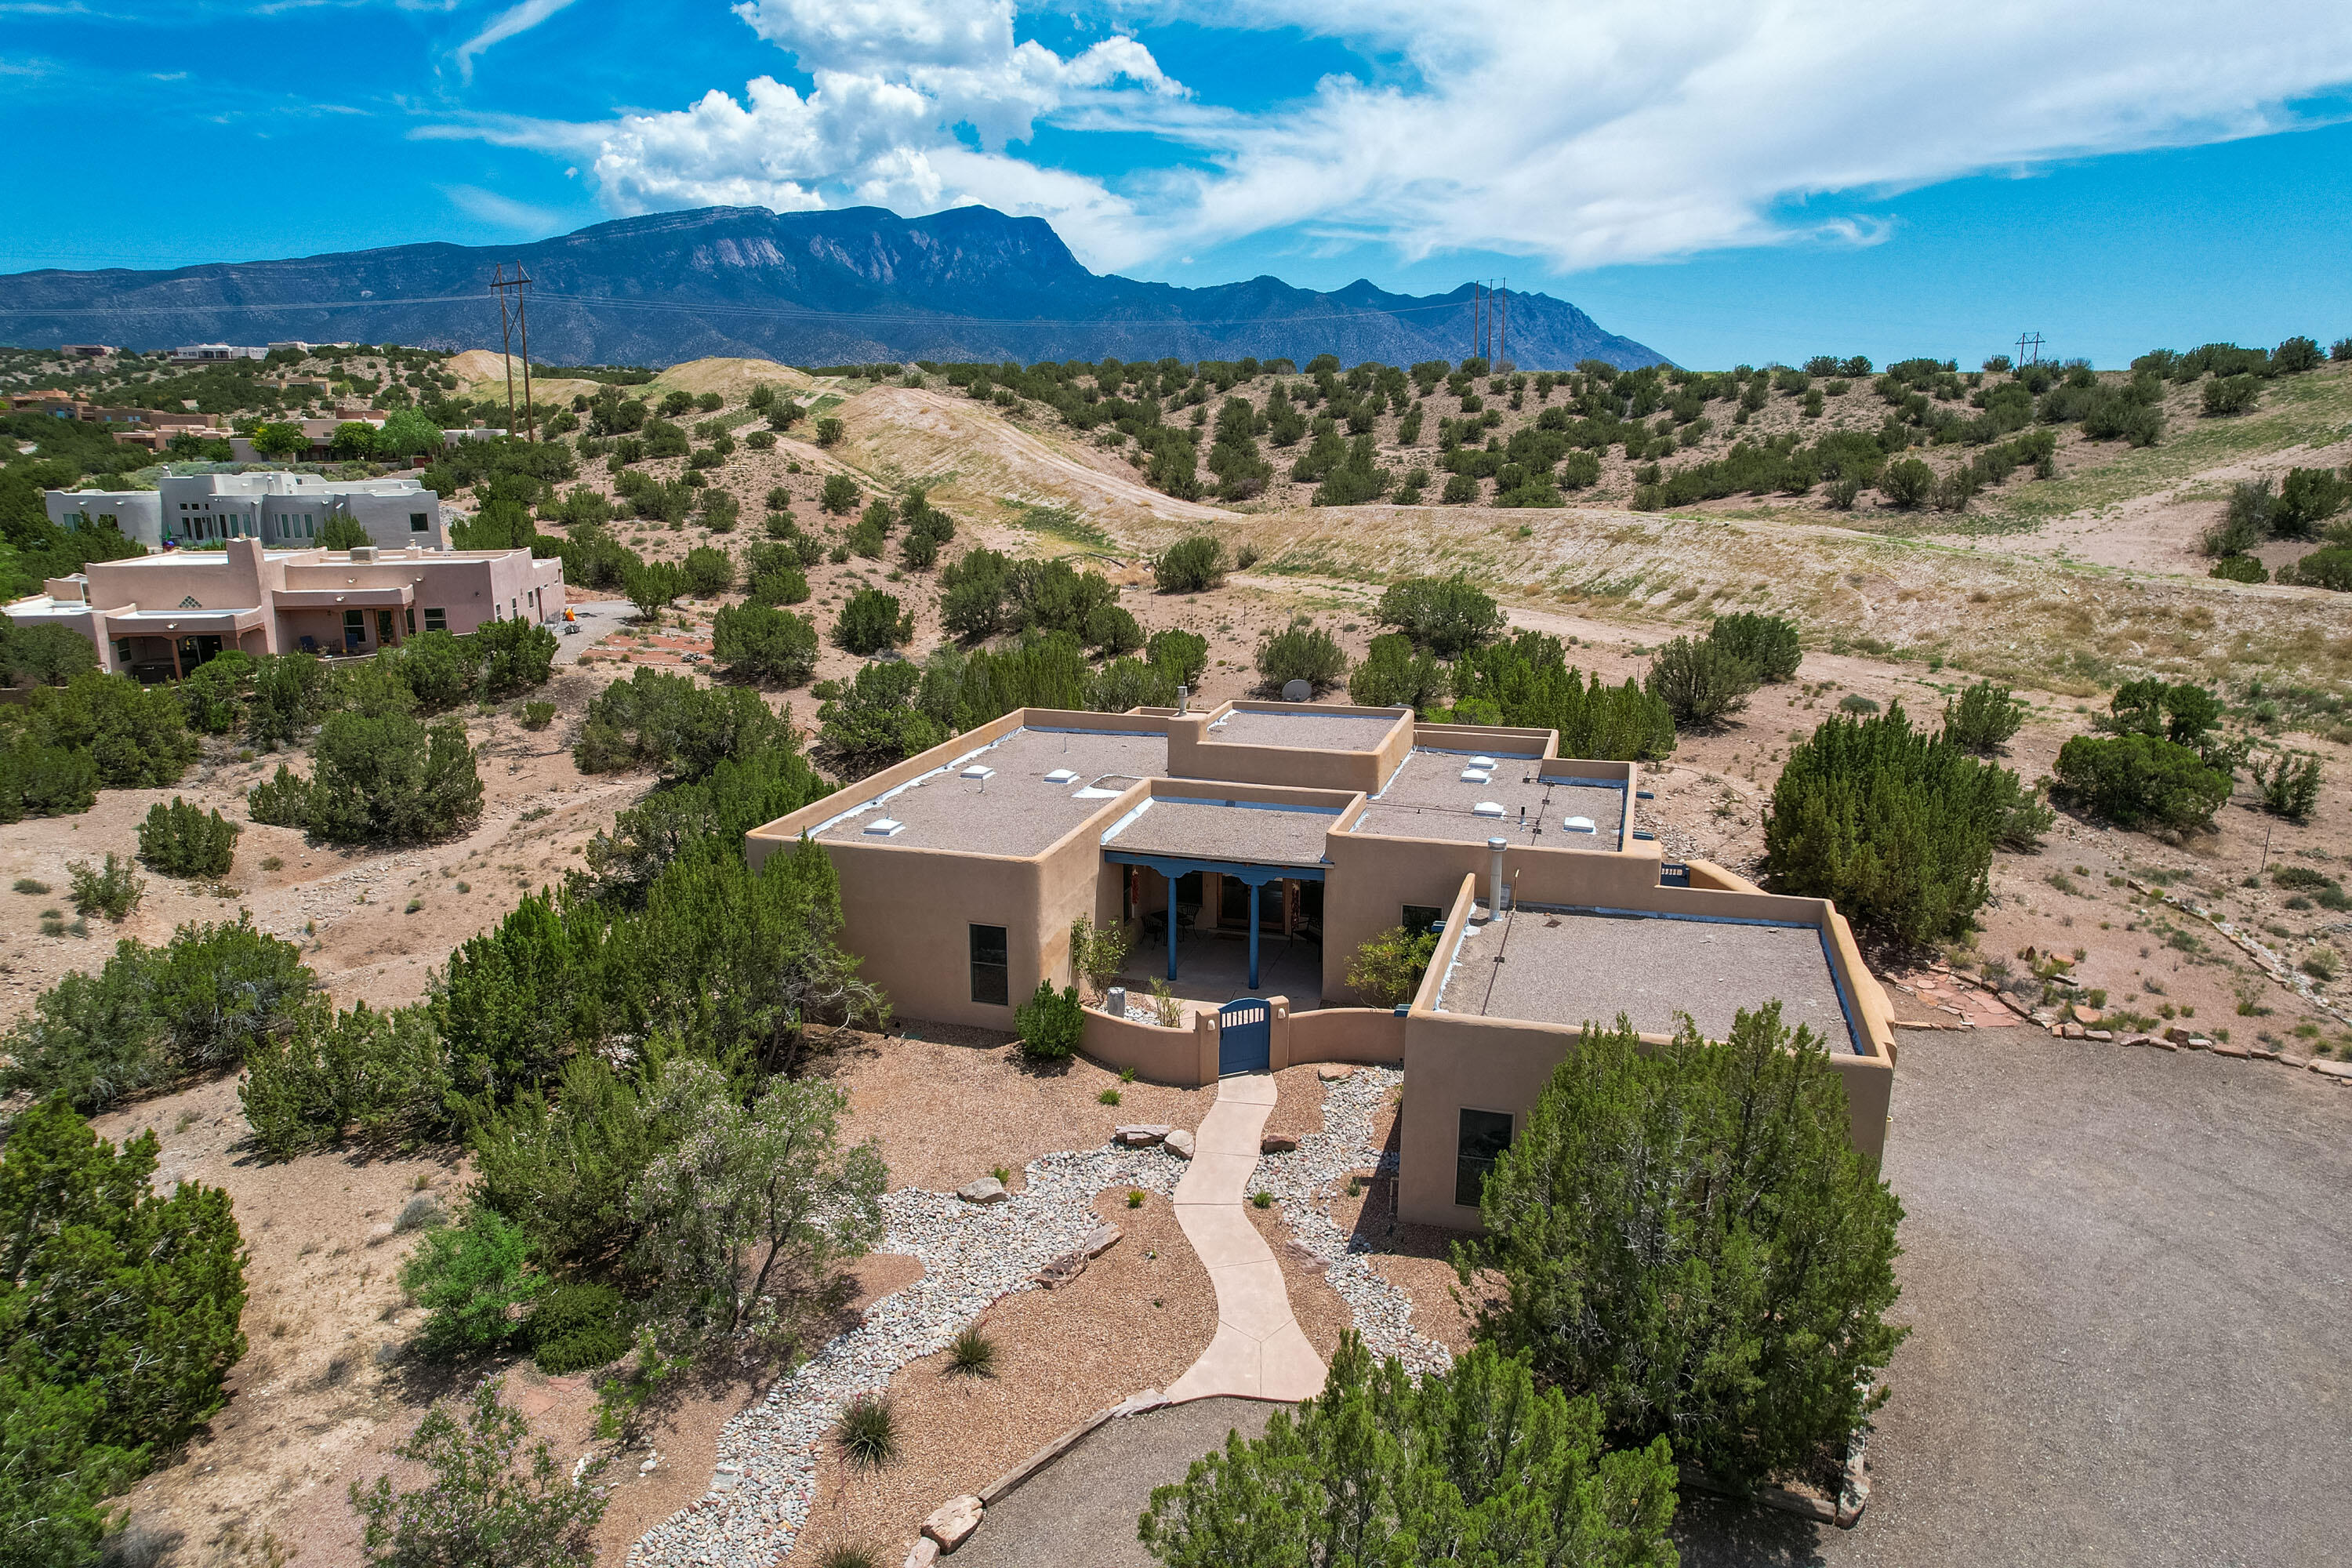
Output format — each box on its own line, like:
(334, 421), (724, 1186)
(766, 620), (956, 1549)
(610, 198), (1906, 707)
(343, 608), (365, 648)
(970, 924), (1010, 1007)
(1456, 1109), (1512, 1207)
(405, 608), (416, 636)
(1403, 904), (1444, 935)
(423, 608), (447, 633)
(409, 512), (428, 532)
(112, 639), (132, 666)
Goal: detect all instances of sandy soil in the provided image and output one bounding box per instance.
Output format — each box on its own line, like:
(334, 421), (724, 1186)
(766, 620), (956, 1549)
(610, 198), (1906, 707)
(790, 1186), (1215, 1565)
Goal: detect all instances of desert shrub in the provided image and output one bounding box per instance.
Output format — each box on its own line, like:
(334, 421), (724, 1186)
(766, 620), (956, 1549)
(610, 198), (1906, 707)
(572, 668), (794, 781)
(2203, 374), (2262, 416)
(0, 1102), (250, 1566)
(1446, 632), (1675, 761)
(1255, 615), (1346, 694)
(296, 711), (483, 845)
(2283, 545), (2352, 591)
(833, 589), (913, 655)
(1877, 456), (1934, 508)
(2052, 734), (2232, 831)
(0, 622), (99, 688)
(245, 652), (332, 750)
(1140, 1333), (1676, 1566)
(146, 914), (317, 1073)
(819, 473), (859, 514)
(2101, 677), (2226, 751)
(938, 546), (1011, 639)
(1705, 612), (1801, 682)
(1348, 633), (1450, 711)
(835, 1395), (898, 1471)
(526, 1283), (631, 1374)
(712, 603), (819, 687)
(1838, 693), (1879, 714)
(400, 1205), (546, 1360)
(1153, 534), (1228, 593)
(245, 764), (311, 828)
(1465, 1006), (1904, 1490)
(381, 630), (472, 712)
(0, 953), (168, 1111)
(521, 700), (557, 729)
(817, 660), (950, 777)
(2253, 751), (2321, 822)
(470, 1056), (683, 1276)
(576, 739), (832, 906)
(2209, 554), (2268, 583)
(349, 1376), (605, 1567)
(1083, 602), (1145, 657)
(137, 797), (239, 878)
(1941, 680), (2026, 753)
(1766, 702), (2028, 942)
(2270, 466), (2348, 539)
(1084, 656), (1178, 713)
(699, 488), (740, 532)
(1646, 636), (1757, 728)
(681, 546), (735, 597)
(625, 561), (687, 620)
(1014, 980), (1085, 1060)
(1346, 925), (1437, 1007)
(0, 739), (100, 822)
(1375, 573), (1504, 658)
(1145, 628), (1209, 685)
(68, 852), (143, 920)
(23, 672), (197, 789)
(177, 650), (256, 735)
(948, 1324), (998, 1377)
(239, 1000), (449, 1160)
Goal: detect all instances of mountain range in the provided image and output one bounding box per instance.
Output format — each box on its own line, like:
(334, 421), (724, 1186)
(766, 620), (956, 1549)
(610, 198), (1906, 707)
(0, 205), (1664, 371)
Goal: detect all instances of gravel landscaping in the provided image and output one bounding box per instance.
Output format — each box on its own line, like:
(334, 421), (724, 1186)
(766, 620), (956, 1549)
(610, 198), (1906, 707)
(629, 1142), (1189, 1566)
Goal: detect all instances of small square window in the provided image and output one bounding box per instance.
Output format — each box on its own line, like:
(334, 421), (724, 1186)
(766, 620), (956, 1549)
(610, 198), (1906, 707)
(970, 924), (1010, 1007)
(1456, 1109), (1512, 1208)
(409, 511), (429, 532)
(423, 608), (447, 633)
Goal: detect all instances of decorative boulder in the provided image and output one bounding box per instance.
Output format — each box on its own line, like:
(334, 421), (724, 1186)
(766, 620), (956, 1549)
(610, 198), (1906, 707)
(1163, 1128), (1195, 1160)
(924, 1494), (984, 1552)
(1116, 1124), (1171, 1146)
(1260, 1133), (1298, 1154)
(956, 1177), (1008, 1205)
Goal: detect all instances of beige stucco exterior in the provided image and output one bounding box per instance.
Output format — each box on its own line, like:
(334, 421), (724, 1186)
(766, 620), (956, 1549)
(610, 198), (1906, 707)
(5, 537), (563, 678)
(749, 700), (1898, 1230)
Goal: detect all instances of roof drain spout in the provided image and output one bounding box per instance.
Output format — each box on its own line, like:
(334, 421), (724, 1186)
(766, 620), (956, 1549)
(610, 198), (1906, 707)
(1486, 836), (1508, 921)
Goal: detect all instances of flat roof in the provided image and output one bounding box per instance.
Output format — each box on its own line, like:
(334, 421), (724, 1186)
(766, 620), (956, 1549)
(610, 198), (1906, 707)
(811, 726), (1167, 858)
(1202, 708), (1400, 751)
(1102, 797), (1338, 868)
(1348, 748), (1626, 848)
(1437, 905), (1860, 1054)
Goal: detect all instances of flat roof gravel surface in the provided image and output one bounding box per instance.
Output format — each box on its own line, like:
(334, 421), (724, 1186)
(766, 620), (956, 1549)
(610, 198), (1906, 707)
(1202, 708), (1401, 751)
(1439, 906), (1858, 1052)
(812, 728), (1167, 856)
(1102, 797), (1338, 866)
(1349, 750), (1627, 848)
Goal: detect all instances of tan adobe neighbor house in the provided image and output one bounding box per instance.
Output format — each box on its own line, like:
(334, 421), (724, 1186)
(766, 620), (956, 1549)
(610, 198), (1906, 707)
(5, 537), (563, 681)
(750, 700), (1896, 1232)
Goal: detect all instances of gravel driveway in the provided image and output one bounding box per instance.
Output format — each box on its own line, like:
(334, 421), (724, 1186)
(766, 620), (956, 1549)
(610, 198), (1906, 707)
(963, 1028), (2352, 1567)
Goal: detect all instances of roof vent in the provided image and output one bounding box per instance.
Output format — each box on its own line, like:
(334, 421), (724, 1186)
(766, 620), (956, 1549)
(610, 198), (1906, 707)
(1563, 815), (1596, 833)
(1472, 755), (1497, 768)
(961, 765), (995, 781)
(862, 818), (905, 837)
(1044, 768), (1079, 784)
(1472, 800), (1505, 818)
(1458, 767), (1491, 783)
(349, 545), (376, 562)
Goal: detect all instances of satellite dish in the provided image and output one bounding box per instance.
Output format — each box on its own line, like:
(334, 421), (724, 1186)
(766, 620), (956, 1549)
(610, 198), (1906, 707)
(1281, 679), (1312, 702)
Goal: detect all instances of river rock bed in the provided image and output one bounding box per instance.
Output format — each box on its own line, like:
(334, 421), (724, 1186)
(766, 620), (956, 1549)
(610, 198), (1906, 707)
(628, 1142), (1187, 1566)
(1250, 1066), (1453, 1377)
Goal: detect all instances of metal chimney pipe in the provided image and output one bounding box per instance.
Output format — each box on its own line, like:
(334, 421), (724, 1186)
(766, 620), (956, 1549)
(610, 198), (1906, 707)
(1176, 684), (1189, 715)
(1486, 836), (1508, 920)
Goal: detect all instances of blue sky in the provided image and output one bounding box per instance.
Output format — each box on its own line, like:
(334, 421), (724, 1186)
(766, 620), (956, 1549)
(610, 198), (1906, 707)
(5, 1), (2352, 368)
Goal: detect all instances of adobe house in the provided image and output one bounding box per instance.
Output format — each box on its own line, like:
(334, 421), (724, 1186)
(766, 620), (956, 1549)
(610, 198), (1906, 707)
(4, 537), (563, 680)
(748, 699), (1896, 1231)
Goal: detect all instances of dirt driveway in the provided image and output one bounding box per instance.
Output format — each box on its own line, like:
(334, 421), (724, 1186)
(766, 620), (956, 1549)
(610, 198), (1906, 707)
(960, 1028), (2352, 1567)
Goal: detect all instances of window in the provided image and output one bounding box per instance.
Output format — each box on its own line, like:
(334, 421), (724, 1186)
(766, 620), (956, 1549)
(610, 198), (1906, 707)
(970, 924), (1010, 1007)
(409, 512), (428, 532)
(1456, 1109), (1512, 1208)
(343, 608), (365, 647)
(112, 639), (132, 666)
(1403, 904), (1445, 935)
(423, 608), (447, 633)
(405, 607), (416, 636)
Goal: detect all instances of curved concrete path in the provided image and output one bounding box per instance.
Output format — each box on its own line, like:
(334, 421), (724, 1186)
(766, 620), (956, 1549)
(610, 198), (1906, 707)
(1165, 1073), (1327, 1403)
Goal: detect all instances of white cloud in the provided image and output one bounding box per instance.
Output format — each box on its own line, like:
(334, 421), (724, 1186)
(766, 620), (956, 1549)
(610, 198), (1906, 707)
(463, 0), (2352, 274)
(441, 182), (562, 232)
(452, 0), (579, 81)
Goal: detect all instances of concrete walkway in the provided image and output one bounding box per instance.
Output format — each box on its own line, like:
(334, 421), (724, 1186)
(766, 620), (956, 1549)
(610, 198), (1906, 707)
(1165, 1073), (1327, 1403)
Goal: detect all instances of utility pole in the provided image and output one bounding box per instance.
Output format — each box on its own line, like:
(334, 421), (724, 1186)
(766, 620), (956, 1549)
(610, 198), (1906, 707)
(2015, 330), (2044, 368)
(1497, 278), (1507, 371)
(491, 263), (537, 441)
(1472, 284), (1484, 365)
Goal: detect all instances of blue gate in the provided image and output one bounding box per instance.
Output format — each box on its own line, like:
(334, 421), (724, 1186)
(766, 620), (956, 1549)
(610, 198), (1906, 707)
(1218, 997), (1272, 1075)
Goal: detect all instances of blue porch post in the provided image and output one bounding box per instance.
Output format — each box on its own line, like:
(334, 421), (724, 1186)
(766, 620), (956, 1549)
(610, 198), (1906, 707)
(1167, 869), (1179, 981)
(1247, 878), (1261, 989)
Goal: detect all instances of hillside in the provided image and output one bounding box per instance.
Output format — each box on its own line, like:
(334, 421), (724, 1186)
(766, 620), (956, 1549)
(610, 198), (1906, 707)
(0, 205), (1664, 370)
